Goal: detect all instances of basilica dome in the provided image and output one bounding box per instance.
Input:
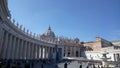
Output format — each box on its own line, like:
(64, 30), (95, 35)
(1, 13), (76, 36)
(43, 26), (55, 37)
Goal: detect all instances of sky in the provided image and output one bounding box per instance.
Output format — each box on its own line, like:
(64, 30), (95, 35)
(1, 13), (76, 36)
(8, 0), (120, 42)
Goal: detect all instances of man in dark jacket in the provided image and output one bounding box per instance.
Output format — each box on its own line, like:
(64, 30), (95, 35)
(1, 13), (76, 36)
(79, 64), (82, 68)
(64, 62), (67, 68)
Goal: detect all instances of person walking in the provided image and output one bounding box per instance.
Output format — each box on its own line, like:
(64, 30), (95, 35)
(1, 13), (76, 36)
(41, 63), (44, 68)
(79, 64), (82, 68)
(64, 62), (67, 68)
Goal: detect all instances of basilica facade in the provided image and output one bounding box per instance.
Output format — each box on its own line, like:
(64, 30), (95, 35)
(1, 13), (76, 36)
(0, 0), (120, 63)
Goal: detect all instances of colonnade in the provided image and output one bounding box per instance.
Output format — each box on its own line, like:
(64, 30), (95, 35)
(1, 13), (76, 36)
(0, 23), (56, 60)
(64, 46), (81, 57)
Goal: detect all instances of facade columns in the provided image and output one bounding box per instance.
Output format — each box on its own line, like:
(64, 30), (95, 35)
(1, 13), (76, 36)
(30, 43), (34, 59)
(72, 46), (74, 57)
(62, 46), (64, 58)
(46, 46), (48, 59)
(28, 42), (31, 59)
(114, 54), (115, 61)
(0, 25), (4, 56)
(16, 39), (20, 59)
(119, 54), (120, 61)
(24, 41), (27, 59)
(35, 44), (37, 59)
(41, 46), (43, 59)
(30, 43), (33, 59)
(48, 47), (50, 59)
(12, 36), (16, 59)
(74, 47), (76, 57)
(51, 47), (53, 59)
(22, 41), (25, 59)
(7, 34), (13, 59)
(14, 38), (18, 59)
(64, 47), (66, 57)
(44, 46), (46, 59)
(114, 54), (117, 61)
(65, 46), (68, 57)
(26, 42), (29, 59)
(38, 46), (41, 59)
(37, 45), (39, 59)
(70, 46), (72, 57)
(33, 44), (35, 59)
(3, 31), (9, 59)
(117, 53), (119, 61)
(0, 29), (5, 58)
(78, 47), (80, 57)
(20, 40), (24, 59)
(0, 20), (3, 51)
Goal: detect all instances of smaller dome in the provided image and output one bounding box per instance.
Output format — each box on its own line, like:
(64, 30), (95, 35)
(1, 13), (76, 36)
(43, 26), (55, 37)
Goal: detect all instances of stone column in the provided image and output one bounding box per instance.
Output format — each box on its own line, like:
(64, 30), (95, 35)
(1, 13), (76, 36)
(44, 46), (46, 59)
(0, 26), (5, 57)
(41, 46), (43, 59)
(22, 41), (25, 59)
(31, 43), (34, 59)
(72, 46), (74, 57)
(16, 39), (20, 59)
(48, 47), (50, 59)
(26, 42), (29, 59)
(24, 41), (27, 59)
(37, 45), (39, 59)
(14, 38), (18, 59)
(33, 44), (36, 59)
(51, 47), (53, 59)
(114, 54), (117, 61)
(0, 20), (3, 52)
(28, 42), (31, 59)
(9, 35), (14, 59)
(116, 54), (117, 61)
(30, 43), (33, 59)
(64, 46), (66, 57)
(119, 53), (120, 61)
(74, 47), (76, 57)
(12, 36), (16, 59)
(7, 34), (13, 59)
(61, 46), (64, 58)
(39, 46), (41, 59)
(20, 40), (24, 59)
(3, 31), (9, 59)
(78, 47), (80, 57)
(46, 47), (48, 59)
(5, 33), (10, 59)
(0, 29), (5, 58)
(35, 44), (37, 59)
(70, 46), (72, 57)
(65, 46), (68, 57)
(117, 53), (119, 61)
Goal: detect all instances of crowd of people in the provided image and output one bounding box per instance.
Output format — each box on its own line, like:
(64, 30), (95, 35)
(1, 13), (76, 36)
(0, 59), (55, 68)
